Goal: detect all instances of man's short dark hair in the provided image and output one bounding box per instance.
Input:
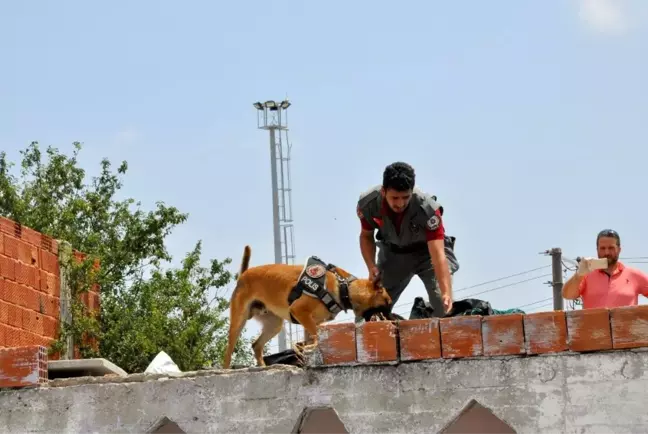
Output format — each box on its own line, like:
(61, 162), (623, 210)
(597, 229), (621, 247)
(382, 162), (415, 191)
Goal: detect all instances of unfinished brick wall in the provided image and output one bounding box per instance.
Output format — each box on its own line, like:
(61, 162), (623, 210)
(0, 216), (100, 358)
(0, 217), (61, 351)
(314, 305), (648, 365)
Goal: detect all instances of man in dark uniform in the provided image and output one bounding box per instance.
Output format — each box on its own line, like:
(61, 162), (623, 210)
(356, 162), (459, 317)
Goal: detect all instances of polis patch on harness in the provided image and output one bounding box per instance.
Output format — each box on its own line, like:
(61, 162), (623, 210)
(287, 256), (343, 323)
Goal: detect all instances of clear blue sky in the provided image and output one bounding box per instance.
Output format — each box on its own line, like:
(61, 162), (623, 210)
(2, 0), (647, 354)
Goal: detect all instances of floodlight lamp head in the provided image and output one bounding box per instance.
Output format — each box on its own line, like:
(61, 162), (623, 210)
(280, 100), (291, 109)
(253, 102), (263, 110)
(264, 100), (278, 110)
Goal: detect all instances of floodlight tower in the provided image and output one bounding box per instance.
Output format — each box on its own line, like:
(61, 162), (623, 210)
(253, 99), (298, 352)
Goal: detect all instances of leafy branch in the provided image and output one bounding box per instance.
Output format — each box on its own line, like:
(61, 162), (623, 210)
(0, 141), (259, 372)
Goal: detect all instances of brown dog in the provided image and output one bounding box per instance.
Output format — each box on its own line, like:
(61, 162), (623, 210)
(222, 245), (393, 369)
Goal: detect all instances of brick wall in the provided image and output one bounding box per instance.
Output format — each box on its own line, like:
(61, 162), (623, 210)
(313, 305), (648, 366)
(0, 216), (100, 358)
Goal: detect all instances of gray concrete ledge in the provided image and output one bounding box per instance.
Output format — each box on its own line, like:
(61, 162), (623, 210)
(2, 350), (647, 433)
(48, 358), (128, 379)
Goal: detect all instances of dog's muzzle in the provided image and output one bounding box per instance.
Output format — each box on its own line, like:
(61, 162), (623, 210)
(361, 306), (404, 322)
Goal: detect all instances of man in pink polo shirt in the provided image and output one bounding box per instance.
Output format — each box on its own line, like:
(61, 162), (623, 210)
(563, 229), (648, 308)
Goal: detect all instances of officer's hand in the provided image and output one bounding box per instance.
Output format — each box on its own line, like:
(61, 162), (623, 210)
(577, 258), (593, 276)
(442, 293), (453, 313)
(368, 266), (381, 283)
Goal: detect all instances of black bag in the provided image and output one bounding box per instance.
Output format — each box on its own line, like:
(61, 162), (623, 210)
(409, 297), (436, 319)
(408, 296), (496, 319)
(263, 349), (304, 367)
(445, 298), (495, 317)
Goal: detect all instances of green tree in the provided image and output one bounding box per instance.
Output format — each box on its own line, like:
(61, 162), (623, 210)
(0, 141), (259, 372)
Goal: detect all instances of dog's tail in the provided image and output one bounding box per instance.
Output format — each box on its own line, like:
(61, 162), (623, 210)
(239, 245), (252, 278)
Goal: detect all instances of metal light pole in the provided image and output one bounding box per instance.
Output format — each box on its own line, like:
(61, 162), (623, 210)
(253, 99), (297, 352)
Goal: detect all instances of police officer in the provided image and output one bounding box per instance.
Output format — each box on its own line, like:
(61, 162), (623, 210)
(356, 162), (459, 317)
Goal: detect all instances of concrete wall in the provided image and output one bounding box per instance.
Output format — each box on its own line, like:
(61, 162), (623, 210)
(0, 349), (647, 433)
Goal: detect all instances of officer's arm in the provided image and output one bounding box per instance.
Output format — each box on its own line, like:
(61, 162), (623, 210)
(360, 228), (377, 271)
(357, 206), (377, 271)
(425, 210), (452, 300)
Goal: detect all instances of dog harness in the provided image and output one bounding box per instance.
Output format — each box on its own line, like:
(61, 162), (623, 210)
(287, 256), (356, 325)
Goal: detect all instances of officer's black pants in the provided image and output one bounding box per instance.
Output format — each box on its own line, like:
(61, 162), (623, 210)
(376, 241), (459, 318)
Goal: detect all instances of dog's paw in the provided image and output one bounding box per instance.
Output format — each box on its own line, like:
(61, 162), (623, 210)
(301, 343), (318, 353)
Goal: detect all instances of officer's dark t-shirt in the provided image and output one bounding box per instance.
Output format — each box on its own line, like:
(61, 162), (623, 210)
(358, 197), (445, 242)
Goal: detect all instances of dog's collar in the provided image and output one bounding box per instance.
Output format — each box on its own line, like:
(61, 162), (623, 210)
(326, 264), (355, 313)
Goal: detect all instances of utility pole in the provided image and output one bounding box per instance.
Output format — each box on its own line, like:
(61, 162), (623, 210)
(253, 99), (297, 352)
(548, 247), (564, 310)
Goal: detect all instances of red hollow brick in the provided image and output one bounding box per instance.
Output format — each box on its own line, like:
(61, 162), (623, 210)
(566, 308), (612, 352)
(81, 290), (101, 314)
(0, 217), (17, 237)
(356, 321), (398, 363)
(34, 334), (54, 349)
(440, 316), (483, 358)
(21, 309), (43, 336)
(3, 325), (21, 347)
(0, 233), (3, 255)
(317, 322), (356, 365)
(3, 236), (18, 260)
(0, 255), (16, 281)
(0, 325), (7, 347)
(0, 345), (48, 388)
(482, 314), (525, 357)
(0, 300), (8, 324)
(90, 291), (100, 313)
(40, 234), (53, 254)
(16, 262), (40, 291)
(610, 305), (648, 349)
(18, 329), (50, 347)
(16, 238), (39, 268)
(40, 294), (60, 318)
(6, 304), (23, 329)
(49, 350), (61, 361)
(524, 310), (568, 355)
(17, 285), (41, 312)
(41, 315), (58, 339)
(2, 280), (20, 305)
(39, 270), (59, 297)
(40, 249), (59, 275)
(398, 318), (441, 361)
(20, 226), (42, 248)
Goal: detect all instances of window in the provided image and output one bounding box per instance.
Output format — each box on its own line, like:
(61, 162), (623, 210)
(147, 416), (186, 434)
(292, 406), (349, 434)
(441, 400), (516, 434)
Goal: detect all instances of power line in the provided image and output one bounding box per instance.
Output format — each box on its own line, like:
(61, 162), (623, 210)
(516, 297), (553, 309)
(461, 273), (552, 299)
(453, 265), (551, 295)
(527, 302), (553, 312)
(562, 260), (576, 271)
